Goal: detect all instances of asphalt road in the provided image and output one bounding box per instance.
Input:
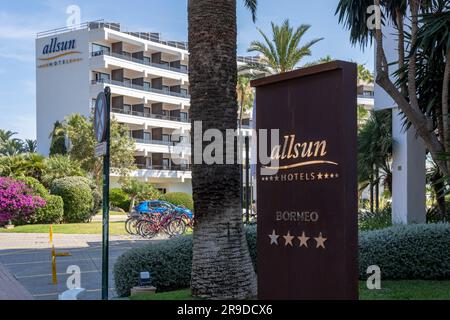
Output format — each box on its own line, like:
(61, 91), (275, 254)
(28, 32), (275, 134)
(0, 233), (153, 300)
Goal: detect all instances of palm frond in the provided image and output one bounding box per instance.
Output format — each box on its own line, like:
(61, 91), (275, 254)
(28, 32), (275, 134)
(243, 0), (258, 22)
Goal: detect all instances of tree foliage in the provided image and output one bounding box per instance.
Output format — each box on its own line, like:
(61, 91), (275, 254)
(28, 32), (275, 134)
(63, 114), (136, 184)
(243, 19), (323, 74)
(336, 0), (450, 179)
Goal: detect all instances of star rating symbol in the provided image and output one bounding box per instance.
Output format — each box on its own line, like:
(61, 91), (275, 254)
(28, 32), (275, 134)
(268, 230), (279, 245)
(314, 233), (327, 249)
(298, 232), (310, 248)
(268, 230), (329, 250)
(283, 231), (294, 247)
(324, 173), (329, 179)
(317, 173), (323, 180)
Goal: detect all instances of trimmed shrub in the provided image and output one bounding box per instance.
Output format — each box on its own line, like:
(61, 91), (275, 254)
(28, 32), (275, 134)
(51, 177), (94, 223)
(160, 192), (193, 211)
(35, 195), (64, 224)
(15, 176), (49, 198)
(115, 223), (450, 297)
(114, 226), (256, 297)
(110, 188), (131, 212)
(359, 223), (450, 280)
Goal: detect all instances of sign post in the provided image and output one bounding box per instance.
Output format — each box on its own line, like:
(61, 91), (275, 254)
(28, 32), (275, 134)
(251, 61), (358, 300)
(94, 87), (111, 300)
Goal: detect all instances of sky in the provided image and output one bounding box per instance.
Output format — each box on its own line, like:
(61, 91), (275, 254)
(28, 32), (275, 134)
(0, 0), (373, 140)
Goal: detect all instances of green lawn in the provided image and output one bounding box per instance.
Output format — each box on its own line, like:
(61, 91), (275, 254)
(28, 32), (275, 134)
(359, 280), (450, 300)
(130, 281), (450, 300)
(0, 221), (128, 235)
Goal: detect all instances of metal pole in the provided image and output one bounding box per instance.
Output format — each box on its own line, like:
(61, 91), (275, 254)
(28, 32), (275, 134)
(245, 136), (250, 224)
(102, 87), (111, 300)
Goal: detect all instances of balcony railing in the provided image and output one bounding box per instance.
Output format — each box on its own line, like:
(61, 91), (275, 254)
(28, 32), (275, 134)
(92, 79), (190, 99)
(136, 164), (192, 171)
(92, 51), (189, 75)
(112, 108), (190, 123)
(134, 138), (175, 146)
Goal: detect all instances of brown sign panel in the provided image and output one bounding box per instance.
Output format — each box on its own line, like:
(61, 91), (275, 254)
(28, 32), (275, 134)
(251, 61), (358, 300)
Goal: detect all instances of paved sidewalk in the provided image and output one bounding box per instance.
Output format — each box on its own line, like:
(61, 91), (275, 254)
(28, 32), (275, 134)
(0, 264), (33, 300)
(0, 233), (155, 300)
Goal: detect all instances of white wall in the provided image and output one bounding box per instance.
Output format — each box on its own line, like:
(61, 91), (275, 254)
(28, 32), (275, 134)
(374, 18), (426, 224)
(36, 29), (91, 155)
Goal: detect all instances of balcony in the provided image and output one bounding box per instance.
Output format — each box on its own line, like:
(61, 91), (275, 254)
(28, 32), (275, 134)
(112, 108), (189, 123)
(92, 51), (188, 75)
(136, 164), (192, 172)
(134, 138), (176, 146)
(92, 79), (190, 99)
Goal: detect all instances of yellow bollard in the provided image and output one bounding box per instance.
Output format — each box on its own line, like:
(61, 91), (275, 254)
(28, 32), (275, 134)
(49, 225), (71, 285)
(50, 225), (57, 284)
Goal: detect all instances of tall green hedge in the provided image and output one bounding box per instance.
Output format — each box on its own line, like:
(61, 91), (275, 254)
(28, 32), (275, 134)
(114, 223), (450, 297)
(51, 177), (94, 223)
(160, 192), (193, 211)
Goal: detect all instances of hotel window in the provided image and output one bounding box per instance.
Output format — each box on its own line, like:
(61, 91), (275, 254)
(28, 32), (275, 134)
(144, 132), (151, 142)
(92, 43), (110, 56)
(124, 78), (132, 86)
(160, 60), (170, 67)
(143, 82), (151, 91)
(162, 159), (170, 169)
(95, 72), (110, 83)
(180, 65), (188, 72)
(143, 56), (151, 64)
(144, 107), (151, 116)
(162, 134), (170, 143)
(123, 104), (132, 114)
(180, 112), (188, 122)
(162, 85), (170, 93)
(122, 51), (132, 58)
(181, 88), (189, 96)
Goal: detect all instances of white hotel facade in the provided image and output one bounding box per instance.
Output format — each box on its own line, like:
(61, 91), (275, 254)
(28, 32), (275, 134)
(36, 21), (256, 194)
(36, 21), (372, 195)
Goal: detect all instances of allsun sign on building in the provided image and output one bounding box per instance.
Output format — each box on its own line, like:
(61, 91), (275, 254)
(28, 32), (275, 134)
(252, 61), (358, 300)
(38, 37), (82, 69)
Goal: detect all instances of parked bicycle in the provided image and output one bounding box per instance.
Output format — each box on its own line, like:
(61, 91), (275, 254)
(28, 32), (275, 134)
(125, 200), (194, 238)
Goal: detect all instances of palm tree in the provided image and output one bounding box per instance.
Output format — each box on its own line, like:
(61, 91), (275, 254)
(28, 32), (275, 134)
(243, 19), (323, 74)
(0, 129), (18, 143)
(358, 110), (393, 212)
(24, 139), (37, 153)
(357, 64), (374, 83)
(49, 121), (67, 156)
(237, 75), (254, 131)
(188, 0), (257, 299)
(0, 139), (24, 156)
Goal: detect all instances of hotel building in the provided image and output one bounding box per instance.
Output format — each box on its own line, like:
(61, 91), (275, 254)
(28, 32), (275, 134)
(36, 20), (372, 195)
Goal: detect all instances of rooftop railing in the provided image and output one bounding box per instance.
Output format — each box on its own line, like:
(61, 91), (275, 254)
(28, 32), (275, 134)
(37, 20), (189, 51)
(91, 51), (188, 75)
(92, 79), (190, 99)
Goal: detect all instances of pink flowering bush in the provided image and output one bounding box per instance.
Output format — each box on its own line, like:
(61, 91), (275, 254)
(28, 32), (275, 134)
(0, 177), (46, 225)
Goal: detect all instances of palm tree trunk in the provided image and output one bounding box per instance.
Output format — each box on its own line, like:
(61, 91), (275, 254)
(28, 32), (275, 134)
(370, 175), (374, 213)
(188, 0), (257, 299)
(375, 166), (380, 213)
